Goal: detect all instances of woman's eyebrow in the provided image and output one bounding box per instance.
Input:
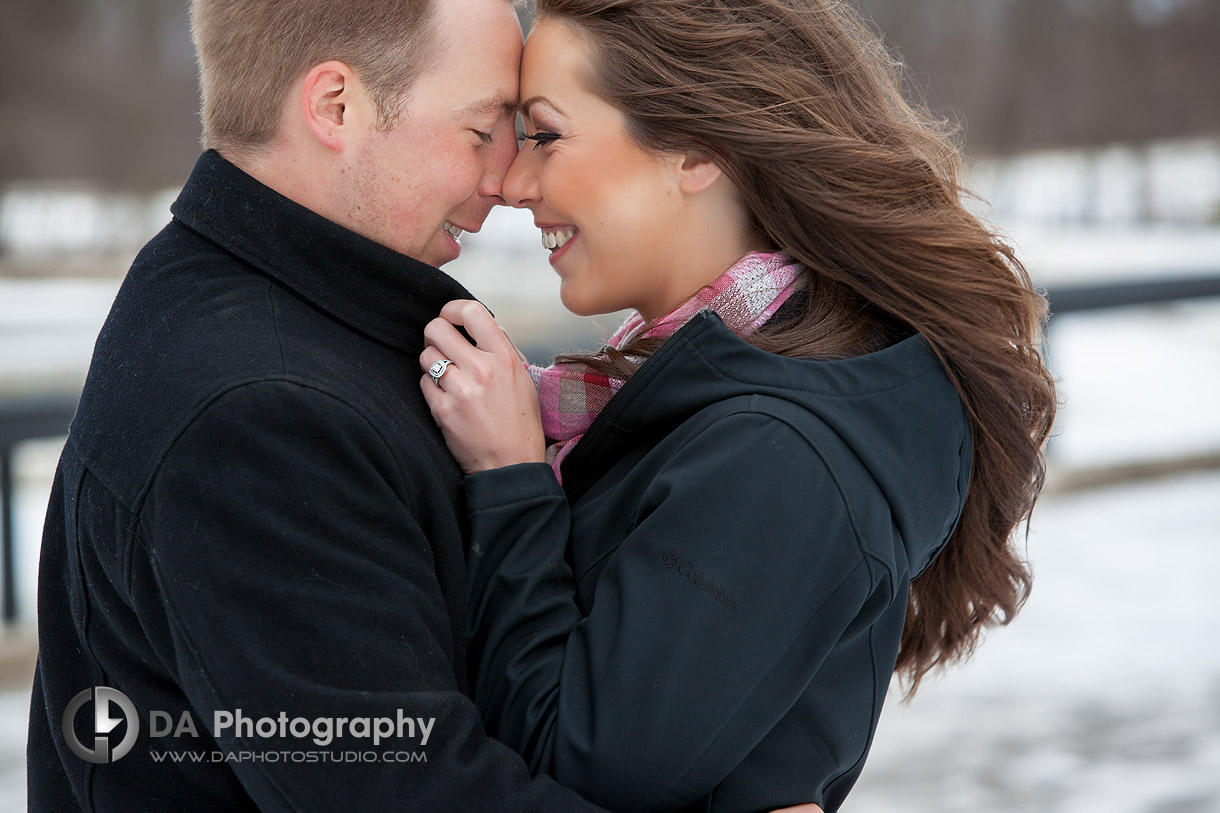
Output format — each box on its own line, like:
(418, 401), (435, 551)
(520, 96), (565, 118)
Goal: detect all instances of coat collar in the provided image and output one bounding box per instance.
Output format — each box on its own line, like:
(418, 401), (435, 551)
(170, 150), (474, 354)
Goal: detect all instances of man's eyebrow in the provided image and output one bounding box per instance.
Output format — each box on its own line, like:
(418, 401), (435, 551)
(463, 96), (519, 116)
(520, 96), (565, 117)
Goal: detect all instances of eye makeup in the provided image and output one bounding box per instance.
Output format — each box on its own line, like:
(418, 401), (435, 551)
(522, 132), (561, 150)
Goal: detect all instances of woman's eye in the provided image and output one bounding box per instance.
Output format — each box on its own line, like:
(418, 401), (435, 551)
(521, 132), (561, 151)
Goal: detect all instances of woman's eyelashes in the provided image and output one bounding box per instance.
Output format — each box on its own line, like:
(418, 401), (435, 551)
(519, 131), (561, 150)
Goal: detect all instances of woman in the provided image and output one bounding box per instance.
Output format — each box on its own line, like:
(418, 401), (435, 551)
(418, 0), (1056, 809)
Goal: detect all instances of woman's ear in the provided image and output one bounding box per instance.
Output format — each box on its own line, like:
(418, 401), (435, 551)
(300, 60), (359, 153)
(675, 150), (724, 195)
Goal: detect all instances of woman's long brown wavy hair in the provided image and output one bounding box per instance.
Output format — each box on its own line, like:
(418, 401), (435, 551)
(539, 0), (1058, 691)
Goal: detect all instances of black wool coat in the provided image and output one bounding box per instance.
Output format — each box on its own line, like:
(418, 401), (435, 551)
(27, 151), (598, 811)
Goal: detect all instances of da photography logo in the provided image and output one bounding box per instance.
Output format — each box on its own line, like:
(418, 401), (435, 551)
(63, 687), (140, 764)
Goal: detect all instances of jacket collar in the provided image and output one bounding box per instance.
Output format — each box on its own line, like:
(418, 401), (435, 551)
(170, 150), (474, 354)
(563, 311), (947, 493)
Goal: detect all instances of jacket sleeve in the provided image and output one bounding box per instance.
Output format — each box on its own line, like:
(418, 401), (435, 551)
(465, 409), (884, 812)
(138, 380), (598, 812)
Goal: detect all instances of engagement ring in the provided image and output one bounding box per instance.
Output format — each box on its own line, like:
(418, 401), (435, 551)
(429, 359), (453, 386)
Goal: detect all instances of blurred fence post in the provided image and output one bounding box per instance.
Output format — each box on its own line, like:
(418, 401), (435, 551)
(1, 446), (14, 622)
(0, 394), (77, 625)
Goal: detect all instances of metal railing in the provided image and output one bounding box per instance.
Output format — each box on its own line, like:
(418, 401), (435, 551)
(1044, 274), (1220, 315)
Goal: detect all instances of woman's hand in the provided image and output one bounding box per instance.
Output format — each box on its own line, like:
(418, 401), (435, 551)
(419, 300), (546, 475)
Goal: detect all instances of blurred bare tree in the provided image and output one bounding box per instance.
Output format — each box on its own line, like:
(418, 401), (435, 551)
(1, 0), (1217, 191)
(861, 0), (1220, 155)
(0, 0), (199, 191)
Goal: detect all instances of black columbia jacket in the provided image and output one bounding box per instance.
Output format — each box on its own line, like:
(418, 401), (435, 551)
(27, 151), (596, 811)
(465, 310), (972, 812)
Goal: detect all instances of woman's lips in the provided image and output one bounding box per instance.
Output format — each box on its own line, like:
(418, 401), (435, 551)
(538, 224), (578, 262)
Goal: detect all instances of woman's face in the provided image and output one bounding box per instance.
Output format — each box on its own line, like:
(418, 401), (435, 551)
(503, 19), (710, 321)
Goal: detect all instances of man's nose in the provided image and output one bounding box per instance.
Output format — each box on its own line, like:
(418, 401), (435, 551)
(501, 145), (539, 209)
(477, 125), (521, 201)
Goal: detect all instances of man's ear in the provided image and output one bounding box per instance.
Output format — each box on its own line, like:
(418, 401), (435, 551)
(675, 150), (724, 195)
(300, 60), (359, 153)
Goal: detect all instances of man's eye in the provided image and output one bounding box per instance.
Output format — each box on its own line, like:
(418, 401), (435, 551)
(473, 131), (494, 145)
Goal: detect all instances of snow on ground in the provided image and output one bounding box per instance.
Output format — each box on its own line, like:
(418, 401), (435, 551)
(1006, 224), (1220, 285)
(968, 138), (1220, 228)
(850, 470), (1220, 813)
(0, 277), (122, 396)
(1047, 298), (1220, 470)
(0, 686), (27, 813)
(0, 185), (177, 257)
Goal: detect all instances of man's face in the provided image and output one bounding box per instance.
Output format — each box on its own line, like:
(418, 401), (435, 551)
(338, 0), (522, 266)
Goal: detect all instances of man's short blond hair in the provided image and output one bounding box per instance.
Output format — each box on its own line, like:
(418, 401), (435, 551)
(189, 0), (439, 158)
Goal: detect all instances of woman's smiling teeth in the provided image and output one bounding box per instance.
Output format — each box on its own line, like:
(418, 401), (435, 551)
(443, 222), (463, 241)
(542, 228), (576, 252)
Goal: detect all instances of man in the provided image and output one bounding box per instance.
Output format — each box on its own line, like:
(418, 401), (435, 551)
(26, 0), (598, 808)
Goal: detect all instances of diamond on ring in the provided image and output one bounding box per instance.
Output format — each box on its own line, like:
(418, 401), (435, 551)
(429, 359), (453, 386)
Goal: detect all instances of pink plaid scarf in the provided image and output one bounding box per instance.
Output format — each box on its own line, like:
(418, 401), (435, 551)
(530, 250), (804, 483)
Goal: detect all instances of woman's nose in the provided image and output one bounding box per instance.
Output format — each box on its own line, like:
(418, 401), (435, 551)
(501, 145), (539, 209)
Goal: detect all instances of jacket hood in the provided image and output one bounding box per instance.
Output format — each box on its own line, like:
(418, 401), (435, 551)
(561, 310), (971, 578)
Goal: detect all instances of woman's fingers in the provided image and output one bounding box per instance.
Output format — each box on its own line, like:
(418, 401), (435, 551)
(417, 299), (546, 475)
(438, 299), (513, 356)
(422, 300), (533, 394)
(421, 300), (524, 384)
(422, 314), (479, 367)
